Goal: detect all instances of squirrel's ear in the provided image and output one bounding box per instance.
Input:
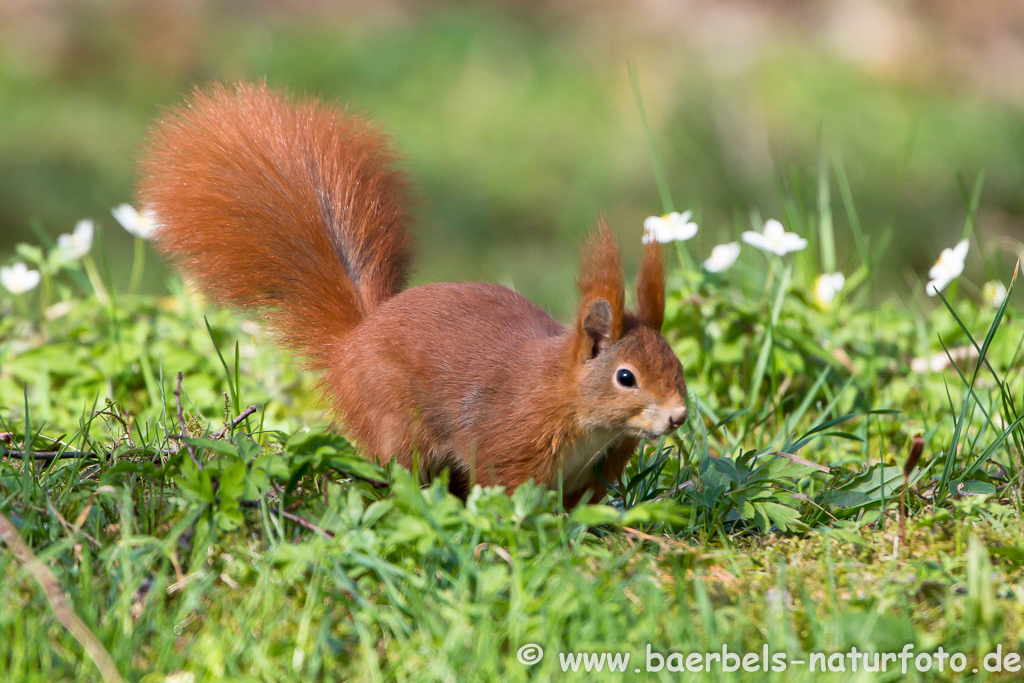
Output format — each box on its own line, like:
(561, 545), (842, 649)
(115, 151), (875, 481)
(580, 298), (614, 359)
(636, 239), (665, 331)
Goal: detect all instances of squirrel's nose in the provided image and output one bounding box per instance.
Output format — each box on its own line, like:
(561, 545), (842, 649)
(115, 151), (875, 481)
(667, 405), (688, 430)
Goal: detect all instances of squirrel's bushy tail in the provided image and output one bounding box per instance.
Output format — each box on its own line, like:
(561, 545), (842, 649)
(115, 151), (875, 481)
(138, 82), (411, 369)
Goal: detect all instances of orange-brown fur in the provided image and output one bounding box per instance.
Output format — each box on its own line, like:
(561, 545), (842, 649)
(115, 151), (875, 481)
(636, 241), (665, 331)
(139, 84), (410, 370)
(140, 83), (688, 507)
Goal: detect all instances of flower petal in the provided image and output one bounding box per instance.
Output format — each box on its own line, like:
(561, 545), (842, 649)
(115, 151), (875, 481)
(778, 233), (808, 255)
(741, 230), (769, 251)
(666, 212), (698, 241)
(52, 219), (95, 262)
(643, 215), (667, 244)
(952, 238), (970, 263)
(73, 219), (94, 245)
(112, 204), (157, 239)
(1, 262), (41, 294)
(742, 220), (806, 256)
(926, 276), (950, 297)
(928, 239), (968, 284)
(703, 242), (740, 273)
(763, 219), (786, 240)
(814, 272), (845, 308)
(644, 212), (698, 243)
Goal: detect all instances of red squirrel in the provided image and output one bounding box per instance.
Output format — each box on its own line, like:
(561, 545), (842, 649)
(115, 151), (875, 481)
(139, 83), (688, 508)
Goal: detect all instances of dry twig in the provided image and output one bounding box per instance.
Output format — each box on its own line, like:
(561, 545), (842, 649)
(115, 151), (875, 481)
(210, 404), (260, 439)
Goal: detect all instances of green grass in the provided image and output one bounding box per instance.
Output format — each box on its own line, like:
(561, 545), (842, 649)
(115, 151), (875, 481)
(3, 166), (1024, 682)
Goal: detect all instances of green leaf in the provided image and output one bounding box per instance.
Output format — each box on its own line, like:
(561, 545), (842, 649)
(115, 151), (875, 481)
(820, 463), (904, 514)
(184, 437), (239, 458)
(570, 504), (623, 527)
(621, 499), (690, 527)
(751, 500), (807, 533)
(958, 479), (997, 496)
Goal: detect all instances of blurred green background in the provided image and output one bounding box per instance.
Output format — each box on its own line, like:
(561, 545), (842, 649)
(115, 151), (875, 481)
(1, 0), (1022, 318)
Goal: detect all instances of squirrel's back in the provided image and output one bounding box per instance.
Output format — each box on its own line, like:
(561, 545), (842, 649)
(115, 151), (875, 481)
(139, 83), (412, 370)
(324, 279), (598, 496)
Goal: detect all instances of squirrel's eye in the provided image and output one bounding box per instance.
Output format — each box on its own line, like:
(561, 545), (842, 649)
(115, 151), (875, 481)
(615, 368), (637, 388)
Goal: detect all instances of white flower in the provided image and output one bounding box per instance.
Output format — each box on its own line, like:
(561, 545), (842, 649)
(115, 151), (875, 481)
(0, 262), (41, 294)
(52, 219), (94, 263)
(983, 280), (1007, 308)
(111, 204), (158, 239)
(643, 211), (698, 244)
(814, 272), (846, 309)
(925, 239), (969, 296)
(741, 219), (807, 257)
(702, 242), (740, 273)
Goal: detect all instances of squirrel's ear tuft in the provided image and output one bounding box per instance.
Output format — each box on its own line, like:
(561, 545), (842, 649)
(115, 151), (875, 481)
(574, 220), (624, 362)
(576, 219), (624, 327)
(636, 239), (665, 331)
